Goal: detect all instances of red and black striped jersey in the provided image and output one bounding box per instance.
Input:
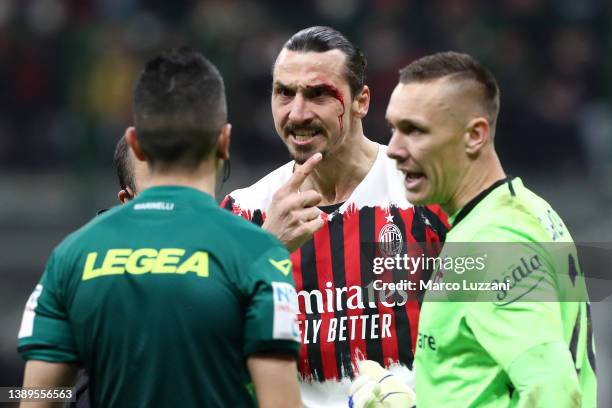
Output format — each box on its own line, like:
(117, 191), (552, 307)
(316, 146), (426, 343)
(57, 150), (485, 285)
(222, 145), (448, 404)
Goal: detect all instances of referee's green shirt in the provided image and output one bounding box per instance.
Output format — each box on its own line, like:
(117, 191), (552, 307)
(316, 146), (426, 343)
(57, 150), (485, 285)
(416, 178), (596, 407)
(18, 186), (301, 408)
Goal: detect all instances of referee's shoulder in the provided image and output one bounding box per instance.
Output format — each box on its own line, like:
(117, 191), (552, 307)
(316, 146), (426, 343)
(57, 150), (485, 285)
(52, 205), (124, 254)
(36, 206), (127, 276)
(211, 204), (285, 252)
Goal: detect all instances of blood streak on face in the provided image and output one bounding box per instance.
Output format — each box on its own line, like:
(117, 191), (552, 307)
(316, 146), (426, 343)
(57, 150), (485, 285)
(306, 82), (345, 131)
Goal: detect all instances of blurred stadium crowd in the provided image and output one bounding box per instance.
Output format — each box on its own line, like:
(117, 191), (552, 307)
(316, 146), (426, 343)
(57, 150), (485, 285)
(1, 0), (611, 192)
(0, 0), (611, 404)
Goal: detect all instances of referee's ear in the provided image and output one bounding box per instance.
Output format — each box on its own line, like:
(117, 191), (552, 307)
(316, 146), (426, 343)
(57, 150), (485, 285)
(125, 126), (147, 162)
(216, 123), (231, 161)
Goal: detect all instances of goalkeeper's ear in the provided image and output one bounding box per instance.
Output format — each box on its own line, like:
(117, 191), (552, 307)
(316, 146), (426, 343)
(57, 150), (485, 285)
(464, 116), (491, 156)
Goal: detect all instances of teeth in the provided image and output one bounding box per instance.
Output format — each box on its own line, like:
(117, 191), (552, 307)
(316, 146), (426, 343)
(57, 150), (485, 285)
(293, 130), (317, 138)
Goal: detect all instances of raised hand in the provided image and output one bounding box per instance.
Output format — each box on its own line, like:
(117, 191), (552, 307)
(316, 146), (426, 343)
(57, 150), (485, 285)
(263, 153), (325, 253)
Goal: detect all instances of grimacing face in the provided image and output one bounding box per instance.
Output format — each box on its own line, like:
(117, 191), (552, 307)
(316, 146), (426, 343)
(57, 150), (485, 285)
(271, 49), (353, 164)
(386, 78), (470, 208)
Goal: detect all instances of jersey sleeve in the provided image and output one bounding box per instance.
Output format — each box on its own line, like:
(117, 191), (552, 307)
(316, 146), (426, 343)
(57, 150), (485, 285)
(17, 250), (79, 362)
(425, 204), (450, 230)
(421, 205), (449, 246)
(240, 245), (301, 358)
(220, 194), (239, 214)
(221, 193), (267, 226)
(460, 228), (565, 371)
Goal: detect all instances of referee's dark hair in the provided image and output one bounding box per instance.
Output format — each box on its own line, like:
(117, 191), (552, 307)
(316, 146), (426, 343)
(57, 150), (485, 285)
(113, 136), (134, 191)
(282, 26), (367, 99)
(399, 52), (500, 134)
(133, 46), (227, 170)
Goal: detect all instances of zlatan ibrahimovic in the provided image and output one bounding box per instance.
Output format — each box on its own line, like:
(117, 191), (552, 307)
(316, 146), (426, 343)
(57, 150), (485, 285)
(222, 27), (448, 406)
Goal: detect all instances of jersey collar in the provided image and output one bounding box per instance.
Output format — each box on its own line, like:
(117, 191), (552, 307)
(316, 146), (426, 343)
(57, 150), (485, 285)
(136, 185), (217, 206)
(450, 176), (515, 228)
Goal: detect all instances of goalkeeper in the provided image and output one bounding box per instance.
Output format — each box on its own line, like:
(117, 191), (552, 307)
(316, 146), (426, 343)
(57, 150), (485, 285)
(384, 52), (596, 407)
(17, 47), (302, 408)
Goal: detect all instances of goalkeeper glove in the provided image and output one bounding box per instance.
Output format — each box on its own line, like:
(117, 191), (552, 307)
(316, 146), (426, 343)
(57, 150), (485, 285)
(349, 360), (416, 408)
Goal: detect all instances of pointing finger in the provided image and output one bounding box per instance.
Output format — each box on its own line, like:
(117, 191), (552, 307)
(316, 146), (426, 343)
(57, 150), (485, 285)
(285, 152), (322, 191)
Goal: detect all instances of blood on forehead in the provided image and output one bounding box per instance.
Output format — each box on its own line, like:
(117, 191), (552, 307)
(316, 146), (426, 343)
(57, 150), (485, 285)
(305, 78), (346, 131)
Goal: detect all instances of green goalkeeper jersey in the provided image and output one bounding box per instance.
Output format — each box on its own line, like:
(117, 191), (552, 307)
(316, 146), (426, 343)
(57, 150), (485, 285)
(416, 178), (596, 407)
(18, 186), (301, 408)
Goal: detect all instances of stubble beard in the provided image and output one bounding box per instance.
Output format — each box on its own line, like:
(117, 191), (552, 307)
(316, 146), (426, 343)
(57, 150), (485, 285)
(290, 145), (327, 164)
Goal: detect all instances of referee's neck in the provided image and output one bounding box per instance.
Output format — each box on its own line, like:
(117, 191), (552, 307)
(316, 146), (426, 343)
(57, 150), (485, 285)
(141, 163), (217, 198)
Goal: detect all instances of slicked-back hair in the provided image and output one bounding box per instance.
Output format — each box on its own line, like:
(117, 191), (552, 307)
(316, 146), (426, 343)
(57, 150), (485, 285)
(399, 52), (500, 128)
(113, 136), (135, 191)
(283, 26), (366, 98)
(133, 46), (227, 170)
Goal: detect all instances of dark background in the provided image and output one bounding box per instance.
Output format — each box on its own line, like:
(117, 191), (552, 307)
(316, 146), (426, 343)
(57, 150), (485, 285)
(0, 0), (610, 405)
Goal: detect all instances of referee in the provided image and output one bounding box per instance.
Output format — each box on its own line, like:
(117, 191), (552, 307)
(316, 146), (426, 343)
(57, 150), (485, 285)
(386, 52), (596, 407)
(17, 47), (302, 408)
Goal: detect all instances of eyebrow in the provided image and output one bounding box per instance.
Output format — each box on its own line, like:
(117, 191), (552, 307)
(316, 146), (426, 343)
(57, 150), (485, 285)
(387, 118), (429, 132)
(273, 81), (294, 90)
(273, 81), (337, 95)
(305, 84), (333, 93)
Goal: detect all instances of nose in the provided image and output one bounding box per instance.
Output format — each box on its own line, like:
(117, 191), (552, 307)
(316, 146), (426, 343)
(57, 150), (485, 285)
(387, 130), (407, 163)
(288, 94), (314, 124)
